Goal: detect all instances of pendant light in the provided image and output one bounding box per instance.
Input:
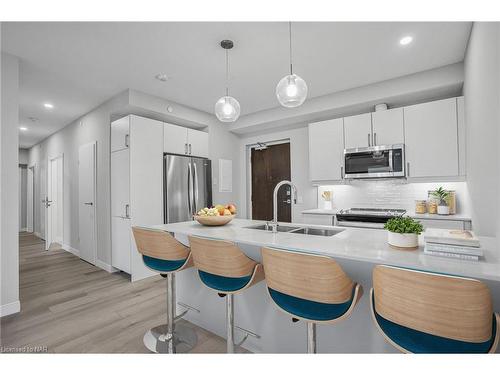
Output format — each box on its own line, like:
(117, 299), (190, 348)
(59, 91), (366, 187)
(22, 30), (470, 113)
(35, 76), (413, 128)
(215, 40), (241, 122)
(276, 22), (308, 108)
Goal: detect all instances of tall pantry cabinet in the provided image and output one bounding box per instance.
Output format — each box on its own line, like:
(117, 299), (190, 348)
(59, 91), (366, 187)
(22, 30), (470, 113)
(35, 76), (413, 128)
(111, 115), (163, 282)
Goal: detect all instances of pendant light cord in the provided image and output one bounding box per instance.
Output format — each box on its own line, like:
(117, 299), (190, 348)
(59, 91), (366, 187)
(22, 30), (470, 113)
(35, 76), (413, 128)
(225, 48), (229, 97)
(289, 21), (293, 75)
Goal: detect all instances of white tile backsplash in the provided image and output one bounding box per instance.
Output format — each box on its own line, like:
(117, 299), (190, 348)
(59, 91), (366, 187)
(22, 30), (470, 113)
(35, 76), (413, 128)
(317, 180), (471, 215)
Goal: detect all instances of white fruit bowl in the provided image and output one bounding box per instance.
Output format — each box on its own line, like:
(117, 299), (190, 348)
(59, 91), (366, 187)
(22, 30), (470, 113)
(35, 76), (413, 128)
(194, 214), (235, 226)
(387, 231), (419, 250)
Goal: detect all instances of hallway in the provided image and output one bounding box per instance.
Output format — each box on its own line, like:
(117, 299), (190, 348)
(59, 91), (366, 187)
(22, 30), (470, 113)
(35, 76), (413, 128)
(1, 232), (238, 353)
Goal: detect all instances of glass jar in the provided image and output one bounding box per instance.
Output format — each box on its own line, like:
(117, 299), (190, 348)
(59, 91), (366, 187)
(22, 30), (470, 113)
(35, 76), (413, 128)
(415, 200), (427, 214)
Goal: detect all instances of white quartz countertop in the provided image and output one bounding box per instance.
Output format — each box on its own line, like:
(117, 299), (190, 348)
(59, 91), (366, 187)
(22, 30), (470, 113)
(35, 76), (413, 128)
(146, 218), (500, 282)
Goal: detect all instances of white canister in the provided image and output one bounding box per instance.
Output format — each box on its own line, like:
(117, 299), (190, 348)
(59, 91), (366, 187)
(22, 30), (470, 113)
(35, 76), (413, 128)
(437, 205), (450, 215)
(387, 231), (418, 249)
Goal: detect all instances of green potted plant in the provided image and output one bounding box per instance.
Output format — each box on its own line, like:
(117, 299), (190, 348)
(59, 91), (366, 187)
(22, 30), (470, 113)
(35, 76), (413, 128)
(384, 217), (423, 249)
(431, 187), (450, 215)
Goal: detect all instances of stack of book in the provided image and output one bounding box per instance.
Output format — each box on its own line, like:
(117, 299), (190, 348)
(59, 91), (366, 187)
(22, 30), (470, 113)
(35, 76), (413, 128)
(423, 228), (483, 261)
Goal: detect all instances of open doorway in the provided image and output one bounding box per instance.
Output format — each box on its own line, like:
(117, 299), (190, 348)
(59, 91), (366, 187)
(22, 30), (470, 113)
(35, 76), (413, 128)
(249, 141), (291, 222)
(46, 154), (64, 250)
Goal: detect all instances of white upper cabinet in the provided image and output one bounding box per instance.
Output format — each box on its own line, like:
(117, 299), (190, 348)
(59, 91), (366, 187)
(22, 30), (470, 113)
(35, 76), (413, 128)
(309, 118), (344, 181)
(371, 107), (404, 145)
(344, 113), (372, 149)
(457, 96), (466, 176)
(404, 98), (459, 178)
(111, 116), (130, 152)
(164, 123), (209, 158)
(187, 129), (209, 158)
(164, 122), (189, 155)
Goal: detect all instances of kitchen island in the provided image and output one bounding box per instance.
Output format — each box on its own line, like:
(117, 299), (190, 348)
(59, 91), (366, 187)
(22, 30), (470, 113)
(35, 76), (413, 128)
(145, 218), (500, 353)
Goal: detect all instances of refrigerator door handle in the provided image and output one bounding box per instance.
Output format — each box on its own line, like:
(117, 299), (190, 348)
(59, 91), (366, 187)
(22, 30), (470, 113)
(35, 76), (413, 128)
(187, 162), (192, 216)
(193, 161), (199, 213)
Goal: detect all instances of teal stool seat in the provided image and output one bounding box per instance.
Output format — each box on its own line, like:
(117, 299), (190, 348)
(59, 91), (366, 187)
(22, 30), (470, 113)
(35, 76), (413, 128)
(372, 293), (497, 353)
(198, 270), (252, 292)
(268, 287), (356, 321)
(142, 255), (187, 273)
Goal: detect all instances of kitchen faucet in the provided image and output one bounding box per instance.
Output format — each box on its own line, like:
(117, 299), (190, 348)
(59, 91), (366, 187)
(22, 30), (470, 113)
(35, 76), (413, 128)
(271, 180), (298, 233)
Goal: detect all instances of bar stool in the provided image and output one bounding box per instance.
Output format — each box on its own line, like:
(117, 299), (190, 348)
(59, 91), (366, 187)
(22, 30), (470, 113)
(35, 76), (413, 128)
(370, 265), (500, 353)
(132, 227), (197, 353)
(188, 236), (264, 353)
(261, 247), (363, 353)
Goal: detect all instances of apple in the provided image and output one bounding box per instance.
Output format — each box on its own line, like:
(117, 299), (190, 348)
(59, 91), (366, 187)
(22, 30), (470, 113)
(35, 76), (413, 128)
(226, 203), (237, 214)
(215, 204), (225, 216)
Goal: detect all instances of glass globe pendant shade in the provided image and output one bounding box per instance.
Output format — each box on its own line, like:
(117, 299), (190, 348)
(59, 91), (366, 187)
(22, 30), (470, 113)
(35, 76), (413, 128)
(215, 95), (241, 122)
(276, 74), (308, 108)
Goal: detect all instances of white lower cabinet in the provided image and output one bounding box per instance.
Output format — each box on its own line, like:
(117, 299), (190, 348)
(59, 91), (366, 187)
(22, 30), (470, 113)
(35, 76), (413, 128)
(111, 216), (131, 273)
(418, 218), (471, 230)
(301, 214), (334, 226)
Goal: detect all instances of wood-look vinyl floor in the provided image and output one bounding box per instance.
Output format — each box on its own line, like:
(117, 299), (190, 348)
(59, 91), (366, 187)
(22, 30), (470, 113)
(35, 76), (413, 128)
(1, 232), (247, 353)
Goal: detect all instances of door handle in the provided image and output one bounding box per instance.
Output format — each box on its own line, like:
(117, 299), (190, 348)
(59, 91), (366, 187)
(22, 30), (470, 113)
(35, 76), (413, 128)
(188, 144), (192, 155)
(125, 134), (129, 148)
(373, 133), (377, 146)
(125, 204), (130, 218)
(184, 143), (188, 154)
(84, 202), (93, 206)
(187, 163), (192, 215)
(368, 133), (371, 147)
(282, 199), (291, 204)
(340, 166), (344, 179)
(406, 162), (410, 177)
(193, 162), (198, 214)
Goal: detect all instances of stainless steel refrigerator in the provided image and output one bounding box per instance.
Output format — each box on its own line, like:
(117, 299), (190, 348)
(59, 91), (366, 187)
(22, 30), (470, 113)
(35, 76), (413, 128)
(164, 154), (212, 223)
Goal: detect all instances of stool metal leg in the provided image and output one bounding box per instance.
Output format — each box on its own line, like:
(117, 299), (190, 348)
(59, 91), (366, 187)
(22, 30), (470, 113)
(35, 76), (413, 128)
(226, 294), (234, 353)
(143, 273), (198, 353)
(307, 322), (317, 354)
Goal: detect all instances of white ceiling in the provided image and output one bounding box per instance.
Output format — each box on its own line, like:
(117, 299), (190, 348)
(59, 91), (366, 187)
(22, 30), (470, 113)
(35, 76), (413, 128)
(2, 22), (472, 148)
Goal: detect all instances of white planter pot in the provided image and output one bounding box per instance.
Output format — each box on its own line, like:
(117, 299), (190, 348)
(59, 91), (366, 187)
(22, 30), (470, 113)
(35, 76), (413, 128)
(437, 205), (450, 215)
(387, 231), (418, 249)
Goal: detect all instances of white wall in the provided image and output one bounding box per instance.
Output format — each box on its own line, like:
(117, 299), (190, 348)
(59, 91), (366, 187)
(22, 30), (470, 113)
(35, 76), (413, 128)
(19, 148), (29, 164)
(28, 89), (241, 271)
(1, 51), (20, 316)
(463, 22), (500, 237)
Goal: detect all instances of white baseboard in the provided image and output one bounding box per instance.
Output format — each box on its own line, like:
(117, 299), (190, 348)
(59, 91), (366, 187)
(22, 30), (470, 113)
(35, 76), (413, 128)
(61, 243), (80, 256)
(0, 300), (21, 317)
(96, 260), (119, 273)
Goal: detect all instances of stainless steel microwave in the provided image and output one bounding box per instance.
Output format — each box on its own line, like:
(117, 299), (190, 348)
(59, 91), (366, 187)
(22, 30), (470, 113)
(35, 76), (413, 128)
(343, 144), (405, 179)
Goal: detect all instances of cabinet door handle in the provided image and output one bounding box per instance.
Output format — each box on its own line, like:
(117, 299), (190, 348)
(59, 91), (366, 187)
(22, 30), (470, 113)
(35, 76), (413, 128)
(189, 144), (192, 155)
(184, 143), (188, 154)
(373, 133), (377, 146)
(340, 166), (344, 179)
(125, 134), (129, 148)
(407, 162), (410, 177)
(125, 204), (130, 218)
(368, 133), (371, 147)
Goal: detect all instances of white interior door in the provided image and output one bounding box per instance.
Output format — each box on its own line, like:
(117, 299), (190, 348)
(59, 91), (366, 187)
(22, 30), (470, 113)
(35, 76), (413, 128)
(47, 155), (64, 249)
(27, 165), (34, 232)
(78, 142), (97, 264)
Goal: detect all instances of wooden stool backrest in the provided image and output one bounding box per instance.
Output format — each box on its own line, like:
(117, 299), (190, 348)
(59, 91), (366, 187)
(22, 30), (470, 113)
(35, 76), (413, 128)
(132, 227), (189, 261)
(261, 247), (354, 304)
(373, 265), (493, 343)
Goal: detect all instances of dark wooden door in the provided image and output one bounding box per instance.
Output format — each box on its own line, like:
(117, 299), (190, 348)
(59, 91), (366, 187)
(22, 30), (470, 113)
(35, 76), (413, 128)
(251, 143), (291, 222)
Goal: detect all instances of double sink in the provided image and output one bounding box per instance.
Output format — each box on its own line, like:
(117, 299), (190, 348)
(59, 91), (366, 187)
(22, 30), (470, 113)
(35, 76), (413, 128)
(245, 223), (344, 237)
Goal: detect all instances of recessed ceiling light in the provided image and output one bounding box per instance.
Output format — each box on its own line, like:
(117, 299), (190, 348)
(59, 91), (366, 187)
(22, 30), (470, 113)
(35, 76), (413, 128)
(399, 36), (413, 46)
(44, 103), (54, 109)
(19, 126), (28, 131)
(155, 74), (169, 82)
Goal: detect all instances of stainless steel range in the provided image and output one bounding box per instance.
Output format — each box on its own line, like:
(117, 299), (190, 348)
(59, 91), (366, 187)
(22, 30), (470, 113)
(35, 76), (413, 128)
(336, 208), (406, 229)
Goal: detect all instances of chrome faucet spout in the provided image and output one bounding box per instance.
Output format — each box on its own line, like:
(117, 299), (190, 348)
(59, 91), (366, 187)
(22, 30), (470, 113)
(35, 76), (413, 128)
(272, 180), (298, 233)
